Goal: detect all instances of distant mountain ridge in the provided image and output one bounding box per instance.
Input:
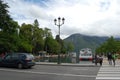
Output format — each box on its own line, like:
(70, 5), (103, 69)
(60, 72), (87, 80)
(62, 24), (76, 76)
(63, 33), (120, 53)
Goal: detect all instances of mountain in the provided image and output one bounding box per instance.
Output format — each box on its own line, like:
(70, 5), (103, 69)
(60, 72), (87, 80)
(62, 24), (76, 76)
(64, 33), (109, 53)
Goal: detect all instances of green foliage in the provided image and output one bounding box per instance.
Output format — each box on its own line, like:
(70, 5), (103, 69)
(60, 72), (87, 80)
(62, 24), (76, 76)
(19, 20), (61, 54)
(0, 1), (66, 55)
(0, 0), (12, 31)
(33, 19), (39, 27)
(0, 1), (20, 53)
(64, 41), (74, 53)
(19, 22), (44, 53)
(0, 31), (19, 52)
(20, 23), (33, 42)
(46, 37), (61, 54)
(43, 27), (52, 38)
(18, 40), (32, 53)
(96, 36), (120, 55)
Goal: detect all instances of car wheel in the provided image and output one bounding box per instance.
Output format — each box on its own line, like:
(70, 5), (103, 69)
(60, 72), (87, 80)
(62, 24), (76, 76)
(18, 63), (23, 69)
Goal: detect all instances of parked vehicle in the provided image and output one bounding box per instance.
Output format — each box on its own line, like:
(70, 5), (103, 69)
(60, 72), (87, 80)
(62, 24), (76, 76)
(79, 48), (93, 61)
(0, 53), (35, 69)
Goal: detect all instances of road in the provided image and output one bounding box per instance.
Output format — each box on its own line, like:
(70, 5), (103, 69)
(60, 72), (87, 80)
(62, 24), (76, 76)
(96, 58), (120, 80)
(0, 65), (100, 80)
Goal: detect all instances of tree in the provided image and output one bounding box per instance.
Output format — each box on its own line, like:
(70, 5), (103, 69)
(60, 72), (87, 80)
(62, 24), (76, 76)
(0, 0), (68, 54)
(43, 27), (52, 38)
(64, 41), (74, 53)
(33, 19), (39, 28)
(95, 36), (120, 55)
(19, 21), (45, 53)
(0, 0), (12, 31)
(44, 27), (53, 52)
(45, 37), (60, 54)
(32, 20), (44, 53)
(55, 35), (62, 52)
(0, 1), (20, 53)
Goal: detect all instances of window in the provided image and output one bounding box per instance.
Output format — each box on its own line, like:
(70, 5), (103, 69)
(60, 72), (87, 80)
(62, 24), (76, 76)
(19, 54), (26, 59)
(11, 54), (18, 59)
(81, 54), (92, 56)
(4, 55), (11, 60)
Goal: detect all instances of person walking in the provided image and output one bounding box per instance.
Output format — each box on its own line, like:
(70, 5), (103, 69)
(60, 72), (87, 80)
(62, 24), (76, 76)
(94, 54), (98, 66)
(112, 53), (118, 66)
(99, 55), (103, 66)
(107, 52), (112, 65)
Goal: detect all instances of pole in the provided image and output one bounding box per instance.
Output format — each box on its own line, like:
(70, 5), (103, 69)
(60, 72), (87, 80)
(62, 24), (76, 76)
(58, 25), (60, 64)
(54, 17), (65, 64)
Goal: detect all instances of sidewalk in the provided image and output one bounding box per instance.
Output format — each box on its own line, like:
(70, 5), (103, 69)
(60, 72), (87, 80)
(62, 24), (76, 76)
(35, 58), (120, 67)
(102, 58), (120, 67)
(35, 62), (95, 67)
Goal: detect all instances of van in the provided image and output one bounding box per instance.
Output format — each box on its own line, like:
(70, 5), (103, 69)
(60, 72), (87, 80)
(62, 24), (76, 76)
(0, 53), (35, 69)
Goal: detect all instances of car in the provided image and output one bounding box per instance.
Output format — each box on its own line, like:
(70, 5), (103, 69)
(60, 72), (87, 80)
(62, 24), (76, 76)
(0, 53), (35, 69)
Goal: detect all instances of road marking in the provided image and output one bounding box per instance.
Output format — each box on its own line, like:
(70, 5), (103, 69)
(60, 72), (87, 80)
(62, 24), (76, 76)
(96, 66), (120, 80)
(96, 77), (120, 79)
(99, 72), (120, 74)
(73, 68), (88, 71)
(0, 68), (96, 78)
(99, 70), (120, 71)
(97, 74), (120, 76)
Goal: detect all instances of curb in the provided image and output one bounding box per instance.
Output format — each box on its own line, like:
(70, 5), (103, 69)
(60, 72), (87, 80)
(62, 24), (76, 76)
(35, 62), (96, 67)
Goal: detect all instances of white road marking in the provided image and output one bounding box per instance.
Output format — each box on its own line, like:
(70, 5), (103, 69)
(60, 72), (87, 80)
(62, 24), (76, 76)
(73, 68), (88, 71)
(100, 69), (120, 72)
(97, 74), (120, 76)
(99, 72), (120, 74)
(96, 77), (120, 79)
(0, 68), (96, 78)
(96, 66), (120, 80)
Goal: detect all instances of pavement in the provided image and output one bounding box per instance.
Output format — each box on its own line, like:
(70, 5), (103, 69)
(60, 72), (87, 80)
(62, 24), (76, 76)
(35, 58), (120, 67)
(36, 62), (95, 67)
(102, 58), (120, 67)
(36, 61), (95, 67)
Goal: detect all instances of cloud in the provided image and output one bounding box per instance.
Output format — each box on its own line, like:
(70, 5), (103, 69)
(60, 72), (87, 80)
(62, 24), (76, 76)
(89, 18), (120, 37)
(3, 0), (120, 39)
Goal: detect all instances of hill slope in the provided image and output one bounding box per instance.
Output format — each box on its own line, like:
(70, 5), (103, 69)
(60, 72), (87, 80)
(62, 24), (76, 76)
(64, 33), (108, 53)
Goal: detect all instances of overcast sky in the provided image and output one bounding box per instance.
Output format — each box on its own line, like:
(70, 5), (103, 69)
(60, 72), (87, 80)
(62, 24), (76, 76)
(3, 0), (120, 39)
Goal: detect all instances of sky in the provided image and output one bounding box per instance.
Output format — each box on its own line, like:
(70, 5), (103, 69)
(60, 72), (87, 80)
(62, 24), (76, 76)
(3, 0), (120, 39)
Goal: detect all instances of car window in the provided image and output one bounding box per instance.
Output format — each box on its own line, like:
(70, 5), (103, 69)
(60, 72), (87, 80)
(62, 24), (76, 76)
(4, 54), (11, 60)
(19, 54), (26, 59)
(11, 54), (18, 59)
(0, 57), (2, 61)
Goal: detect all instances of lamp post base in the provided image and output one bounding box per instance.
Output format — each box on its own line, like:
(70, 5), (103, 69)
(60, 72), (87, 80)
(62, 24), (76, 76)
(57, 54), (61, 64)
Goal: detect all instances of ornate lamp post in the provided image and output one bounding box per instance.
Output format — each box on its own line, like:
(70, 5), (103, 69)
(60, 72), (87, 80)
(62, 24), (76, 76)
(54, 17), (65, 64)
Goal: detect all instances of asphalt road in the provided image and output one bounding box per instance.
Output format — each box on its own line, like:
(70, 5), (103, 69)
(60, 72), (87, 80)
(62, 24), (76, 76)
(0, 65), (100, 80)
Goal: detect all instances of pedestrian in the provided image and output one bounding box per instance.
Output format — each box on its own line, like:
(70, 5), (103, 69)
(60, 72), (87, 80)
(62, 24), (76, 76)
(99, 55), (103, 66)
(107, 52), (112, 65)
(112, 53), (118, 66)
(94, 54), (98, 66)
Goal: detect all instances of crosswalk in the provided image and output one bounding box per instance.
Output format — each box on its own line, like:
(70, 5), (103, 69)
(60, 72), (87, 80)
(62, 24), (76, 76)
(96, 59), (120, 80)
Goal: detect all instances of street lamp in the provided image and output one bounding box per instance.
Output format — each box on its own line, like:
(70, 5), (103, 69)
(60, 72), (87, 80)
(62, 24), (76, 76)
(54, 17), (65, 64)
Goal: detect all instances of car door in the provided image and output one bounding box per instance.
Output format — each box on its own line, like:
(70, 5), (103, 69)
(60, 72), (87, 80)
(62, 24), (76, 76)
(11, 54), (19, 66)
(2, 54), (13, 67)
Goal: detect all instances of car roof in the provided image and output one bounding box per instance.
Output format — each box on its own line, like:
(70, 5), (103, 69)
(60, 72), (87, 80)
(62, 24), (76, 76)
(7, 53), (32, 55)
